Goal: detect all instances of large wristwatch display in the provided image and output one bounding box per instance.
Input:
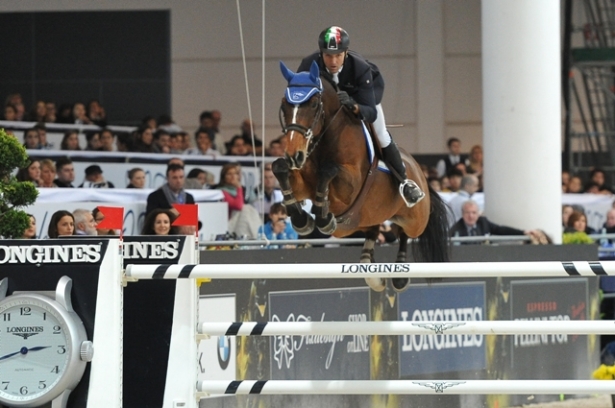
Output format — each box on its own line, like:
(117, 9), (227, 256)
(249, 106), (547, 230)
(0, 276), (94, 408)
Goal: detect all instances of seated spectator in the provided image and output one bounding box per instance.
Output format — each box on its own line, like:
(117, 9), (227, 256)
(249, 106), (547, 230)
(126, 168), (146, 189)
(56, 103), (73, 124)
(16, 159), (41, 186)
(564, 210), (596, 234)
(450, 200), (538, 242)
(454, 162), (467, 175)
(427, 177), (441, 192)
(141, 209), (178, 236)
(116, 133), (134, 152)
(603, 208), (615, 236)
(153, 129), (171, 153)
(27, 100), (47, 123)
(267, 138), (285, 157)
(73, 102), (92, 125)
(79, 165), (115, 188)
(169, 133), (185, 154)
(47, 210), (75, 238)
(99, 128), (115, 152)
(45, 101), (56, 123)
(93, 208), (117, 236)
(562, 170), (570, 192)
(53, 157), (75, 188)
(185, 128), (221, 157)
(466, 144), (483, 176)
(87, 99), (107, 127)
(226, 135), (250, 156)
(566, 176), (583, 193)
(447, 174), (481, 225)
(5, 93), (25, 121)
(142, 115), (157, 130)
(444, 168), (463, 192)
(238, 119), (263, 155)
(215, 162), (260, 239)
(258, 203), (298, 247)
(60, 130), (81, 151)
(562, 204), (574, 227)
(252, 163), (283, 221)
(21, 214), (36, 239)
(185, 168), (212, 189)
(35, 123), (53, 150)
(436, 137), (467, 178)
(73, 208), (98, 236)
(3, 104), (17, 121)
(23, 127), (40, 150)
(133, 126), (155, 153)
(146, 163), (195, 215)
(39, 159), (57, 188)
(84, 131), (102, 151)
(588, 168), (613, 194)
(198, 110), (226, 154)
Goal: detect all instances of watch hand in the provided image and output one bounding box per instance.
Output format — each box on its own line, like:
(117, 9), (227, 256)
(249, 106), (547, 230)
(0, 346), (51, 361)
(0, 350), (22, 361)
(28, 346), (51, 352)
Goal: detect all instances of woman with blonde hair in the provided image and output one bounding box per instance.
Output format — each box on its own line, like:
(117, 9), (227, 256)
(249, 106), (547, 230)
(39, 159), (57, 188)
(466, 144), (483, 176)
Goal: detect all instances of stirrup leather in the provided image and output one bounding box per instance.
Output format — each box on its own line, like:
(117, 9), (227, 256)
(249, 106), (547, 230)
(399, 179), (425, 208)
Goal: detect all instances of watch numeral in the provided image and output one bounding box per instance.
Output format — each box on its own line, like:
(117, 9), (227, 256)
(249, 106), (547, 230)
(1, 381), (8, 390)
(43, 312), (46, 321)
(19, 386), (27, 395)
(19, 307), (31, 316)
(38, 381), (46, 389)
(2, 313), (9, 322)
(57, 345), (66, 354)
(51, 366), (59, 374)
(53, 325), (61, 334)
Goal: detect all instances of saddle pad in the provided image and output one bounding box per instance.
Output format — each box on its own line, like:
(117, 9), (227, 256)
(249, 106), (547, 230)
(360, 120), (390, 173)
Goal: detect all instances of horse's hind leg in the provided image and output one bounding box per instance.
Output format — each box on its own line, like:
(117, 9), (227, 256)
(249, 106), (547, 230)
(312, 161), (339, 235)
(272, 158), (314, 235)
(392, 230), (410, 292)
(362, 226), (385, 292)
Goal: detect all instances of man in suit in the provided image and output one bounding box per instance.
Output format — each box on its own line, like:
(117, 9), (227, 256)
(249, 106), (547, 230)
(146, 163), (195, 215)
(450, 200), (536, 243)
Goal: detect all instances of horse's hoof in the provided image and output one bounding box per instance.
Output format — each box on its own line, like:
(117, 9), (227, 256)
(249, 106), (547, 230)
(365, 277), (386, 292)
(292, 214), (315, 235)
(392, 278), (410, 292)
(316, 213), (337, 235)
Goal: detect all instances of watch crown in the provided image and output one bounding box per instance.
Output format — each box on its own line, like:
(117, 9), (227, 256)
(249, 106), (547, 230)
(80, 341), (94, 362)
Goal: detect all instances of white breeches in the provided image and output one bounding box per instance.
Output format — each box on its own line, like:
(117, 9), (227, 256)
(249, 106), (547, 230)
(374, 104), (391, 148)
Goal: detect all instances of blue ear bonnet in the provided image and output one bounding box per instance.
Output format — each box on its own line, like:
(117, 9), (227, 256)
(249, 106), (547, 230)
(280, 60), (322, 104)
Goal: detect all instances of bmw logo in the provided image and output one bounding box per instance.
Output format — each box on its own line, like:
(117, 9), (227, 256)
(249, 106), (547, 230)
(217, 336), (231, 370)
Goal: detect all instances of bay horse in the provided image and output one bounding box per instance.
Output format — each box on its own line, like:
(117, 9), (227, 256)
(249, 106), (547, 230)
(273, 60), (450, 292)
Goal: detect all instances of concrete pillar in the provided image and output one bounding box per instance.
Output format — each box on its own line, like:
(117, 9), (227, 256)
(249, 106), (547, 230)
(482, 0), (562, 243)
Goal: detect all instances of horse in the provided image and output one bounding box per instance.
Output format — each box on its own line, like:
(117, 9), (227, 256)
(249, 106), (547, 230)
(272, 60), (450, 292)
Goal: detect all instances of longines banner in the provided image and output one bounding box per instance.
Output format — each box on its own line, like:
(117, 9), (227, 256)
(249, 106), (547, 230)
(510, 278), (588, 378)
(398, 282), (486, 376)
(268, 287), (370, 380)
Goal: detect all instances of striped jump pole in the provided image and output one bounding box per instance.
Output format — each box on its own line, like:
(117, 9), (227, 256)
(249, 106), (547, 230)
(198, 320), (615, 337)
(125, 260), (615, 280)
(197, 380), (615, 396)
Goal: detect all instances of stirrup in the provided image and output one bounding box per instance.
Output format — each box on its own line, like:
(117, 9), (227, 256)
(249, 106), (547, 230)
(399, 179), (425, 208)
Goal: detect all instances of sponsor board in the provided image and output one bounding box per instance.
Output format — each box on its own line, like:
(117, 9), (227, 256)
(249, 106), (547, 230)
(510, 278), (588, 377)
(269, 287), (370, 380)
(398, 282), (486, 376)
(198, 294), (236, 397)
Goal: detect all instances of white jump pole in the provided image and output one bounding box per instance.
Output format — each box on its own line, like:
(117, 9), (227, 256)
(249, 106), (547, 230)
(198, 320), (615, 337)
(197, 380), (615, 396)
(125, 261), (615, 280)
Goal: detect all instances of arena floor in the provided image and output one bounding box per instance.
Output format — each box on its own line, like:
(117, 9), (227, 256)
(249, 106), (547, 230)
(510, 395), (613, 408)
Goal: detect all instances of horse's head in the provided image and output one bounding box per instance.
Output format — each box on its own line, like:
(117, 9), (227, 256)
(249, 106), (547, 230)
(279, 60), (325, 169)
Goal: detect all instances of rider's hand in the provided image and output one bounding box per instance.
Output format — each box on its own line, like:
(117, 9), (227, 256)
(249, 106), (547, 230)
(337, 91), (356, 112)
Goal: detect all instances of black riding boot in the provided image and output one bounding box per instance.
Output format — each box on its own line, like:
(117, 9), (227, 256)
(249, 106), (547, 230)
(382, 143), (425, 207)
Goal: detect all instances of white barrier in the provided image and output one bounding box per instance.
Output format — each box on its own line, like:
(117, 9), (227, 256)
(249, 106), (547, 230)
(124, 260), (615, 280)
(198, 320), (615, 337)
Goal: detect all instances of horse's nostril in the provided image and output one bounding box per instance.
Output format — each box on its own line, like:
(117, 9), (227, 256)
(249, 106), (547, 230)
(296, 151), (305, 166)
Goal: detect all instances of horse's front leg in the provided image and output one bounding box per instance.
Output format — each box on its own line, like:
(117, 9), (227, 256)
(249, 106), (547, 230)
(361, 225), (386, 292)
(311, 161), (339, 235)
(272, 158), (314, 235)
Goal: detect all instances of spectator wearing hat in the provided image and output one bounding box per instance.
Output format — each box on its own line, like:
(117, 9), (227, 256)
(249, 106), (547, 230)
(53, 157), (75, 188)
(79, 165), (115, 188)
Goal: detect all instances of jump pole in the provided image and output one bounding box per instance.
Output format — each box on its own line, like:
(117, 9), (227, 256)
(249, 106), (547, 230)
(198, 320), (615, 337)
(197, 380), (615, 396)
(125, 261), (615, 280)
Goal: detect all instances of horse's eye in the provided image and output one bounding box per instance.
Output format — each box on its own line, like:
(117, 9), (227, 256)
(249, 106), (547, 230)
(311, 99), (318, 108)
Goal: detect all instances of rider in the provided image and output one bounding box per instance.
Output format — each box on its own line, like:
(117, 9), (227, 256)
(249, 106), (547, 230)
(298, 26), (425, 207)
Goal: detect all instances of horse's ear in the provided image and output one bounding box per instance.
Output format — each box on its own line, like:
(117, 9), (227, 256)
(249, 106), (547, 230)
(279, 61), (295, 83)
(309, 60), (320, 83)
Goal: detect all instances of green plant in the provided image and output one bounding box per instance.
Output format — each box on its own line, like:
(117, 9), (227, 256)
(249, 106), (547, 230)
(562, 231), (595, 244)
(0, 128), (38, 238)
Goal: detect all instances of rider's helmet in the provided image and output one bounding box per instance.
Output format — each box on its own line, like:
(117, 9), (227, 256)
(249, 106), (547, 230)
(318, 26), (349, 54)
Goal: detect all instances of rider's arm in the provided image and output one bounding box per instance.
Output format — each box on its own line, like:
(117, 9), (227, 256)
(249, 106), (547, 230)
(350, 67), (378, 123)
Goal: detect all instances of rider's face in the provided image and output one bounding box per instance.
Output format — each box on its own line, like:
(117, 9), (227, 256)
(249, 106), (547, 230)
(323, 52), (346, 74)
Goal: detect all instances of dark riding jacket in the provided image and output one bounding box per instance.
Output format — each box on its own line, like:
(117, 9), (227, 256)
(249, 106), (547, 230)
(298, 50), (384, 123)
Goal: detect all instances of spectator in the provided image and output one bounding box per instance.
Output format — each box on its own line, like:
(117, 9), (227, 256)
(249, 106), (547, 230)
(185, 128), (221, 157)
(603, 208), (615, 235)
(45, 101), (56, 123)
(146, 163), (195, 215)
(99, 128), (115, 152)
(56, 103), (73, 124)
(16, 159), (41, 186)
(562, 204), (574, 228)
(565, 210), (596, 234)
(436, 137), (467, 178)
(92, 208), (117, 236)
(562, 170), (570, 192)
(169, 133), (185, 154)
(588, 168), (613, 194)
(215, 162), (260, 239)
(84, 131), (101, 151)
(454, 162), (467, 175)
(447, 174), (482, 225)
(80, 165), (115, 188)
(23, 127), (40, 150)
(257, 203), (298, 247)
(39, 159), (57, 188)
(53, 157), (75, 188)
(73, 102), (92, 125)
(6, 93), (25, 121)
(450, 200), (538, 242)
(126, 168), (146, 189)
(116, 133), (134, 152)
(427, 177), (441, 192)
(73, 209), (98, 236)
(445, 168), (463, 193)
(566, 176), (583, 194)
(133, 126), (155, 153)
(60, 130), (81, 151)
(153, 129), (171, 154)
(47, 210), (75, 238)
(185, 168), (212, 189)
(35, 123), (53, 150)
(142, 116), (157, 130)
(466, 144), (483, 176)
(141, 209), (178, 236)
(158, 114), (183, 134)
(199, 110), (226, 154)
(27, 100), (47, 122)
(267, 138), (285, 157)
(21, 214), (37, 239)
(180, 132), (191, 151)
(87, 99), (107, 127)
(253, 164), (283, 220)
(237, 119), (263, 155)
(226, 135), (249, 156)
(3, 104), (17, 121)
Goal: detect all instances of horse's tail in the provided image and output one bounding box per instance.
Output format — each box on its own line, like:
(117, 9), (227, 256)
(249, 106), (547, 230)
(412, 186), (451, 263)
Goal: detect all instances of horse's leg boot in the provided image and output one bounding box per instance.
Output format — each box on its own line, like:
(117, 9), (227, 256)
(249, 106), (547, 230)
(382, 144), (425, 207)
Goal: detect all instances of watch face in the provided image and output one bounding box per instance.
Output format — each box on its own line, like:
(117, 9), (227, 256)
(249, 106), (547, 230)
(0, 297), (71, 403)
